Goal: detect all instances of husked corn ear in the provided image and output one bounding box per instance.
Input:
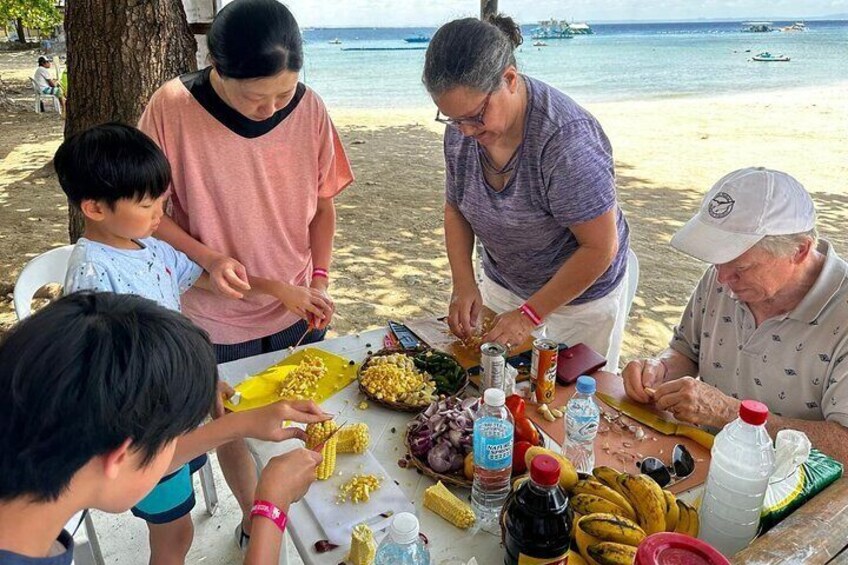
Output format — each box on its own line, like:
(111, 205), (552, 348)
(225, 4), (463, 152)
(315, 434), (338, 480)
(337, 423), (370, 454)
(360, 357), (436, 406)
(424, 481), (475, 529)
(277, 355), (327, 399)
(348, 523), (377, 565)
(305, 420), (339, 450)
(338, 474), (382, 504)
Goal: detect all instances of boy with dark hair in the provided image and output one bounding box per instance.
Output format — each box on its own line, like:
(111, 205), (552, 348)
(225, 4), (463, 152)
(54, 123), (333, 561)
(0, 293), (322, 565)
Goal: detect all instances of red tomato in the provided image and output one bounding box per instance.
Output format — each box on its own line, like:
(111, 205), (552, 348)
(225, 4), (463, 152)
(506, 395), (526, 420)
(514, 416), (540, 446)
(512, 440), (533, 475)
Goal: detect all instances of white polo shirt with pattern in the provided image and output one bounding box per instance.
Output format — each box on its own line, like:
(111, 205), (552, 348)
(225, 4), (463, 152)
(670, 240), (848, 425)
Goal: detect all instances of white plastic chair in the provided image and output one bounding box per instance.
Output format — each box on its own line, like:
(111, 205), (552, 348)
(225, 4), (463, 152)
(13, 245), (220, 561)
(29, 77), (61, 115)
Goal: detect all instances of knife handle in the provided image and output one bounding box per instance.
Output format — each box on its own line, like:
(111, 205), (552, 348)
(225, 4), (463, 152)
(677, 425), (715, 450)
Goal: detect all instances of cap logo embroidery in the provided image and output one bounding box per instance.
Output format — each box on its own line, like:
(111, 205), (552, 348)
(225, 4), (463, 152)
(708, 192), (735, 218)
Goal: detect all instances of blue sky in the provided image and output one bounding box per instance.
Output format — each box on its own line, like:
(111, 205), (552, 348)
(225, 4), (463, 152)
(274, 0), (848, 27)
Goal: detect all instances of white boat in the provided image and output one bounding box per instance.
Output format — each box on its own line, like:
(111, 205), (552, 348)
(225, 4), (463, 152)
(328, 38), (342, 45)
(781, 21), (807, 32)
(752, 51), (790, 62)
(742, 21), (774, 32)
(532, 40), (548, 47)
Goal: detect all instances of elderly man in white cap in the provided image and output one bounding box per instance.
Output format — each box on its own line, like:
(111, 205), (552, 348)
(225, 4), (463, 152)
(624, 167), (848, 463)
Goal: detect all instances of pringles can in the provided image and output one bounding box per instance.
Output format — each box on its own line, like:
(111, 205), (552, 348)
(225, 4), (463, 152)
(531, 339), (558, 404)
(480, 342), (507, 392)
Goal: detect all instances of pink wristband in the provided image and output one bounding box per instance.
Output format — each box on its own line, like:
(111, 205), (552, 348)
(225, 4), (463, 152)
(312, 268), (329, 279)
(519, 303), (542, 326)
(250, 500), (288, 533)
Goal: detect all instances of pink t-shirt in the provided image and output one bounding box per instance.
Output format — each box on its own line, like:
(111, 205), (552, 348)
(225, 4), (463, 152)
(139, 74), (353, 344)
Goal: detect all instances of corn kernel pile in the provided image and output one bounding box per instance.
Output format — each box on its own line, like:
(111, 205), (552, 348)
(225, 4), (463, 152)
(337, 474), (383, 504)
(276, 355), (327, 399)
(359, 354), (436, 406)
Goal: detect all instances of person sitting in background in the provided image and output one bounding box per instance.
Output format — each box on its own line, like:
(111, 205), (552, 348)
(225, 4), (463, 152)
(33, 56), (66, 113)
(624, 167), (848, 464)
(0, 292), (322, 565)
(53, 123), (333, 564)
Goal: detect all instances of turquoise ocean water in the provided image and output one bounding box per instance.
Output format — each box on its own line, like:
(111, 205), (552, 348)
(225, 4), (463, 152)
(299, 21), (848, 108)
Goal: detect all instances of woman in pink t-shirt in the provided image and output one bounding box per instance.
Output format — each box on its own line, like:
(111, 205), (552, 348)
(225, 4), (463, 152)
(139, 0), (353, 553)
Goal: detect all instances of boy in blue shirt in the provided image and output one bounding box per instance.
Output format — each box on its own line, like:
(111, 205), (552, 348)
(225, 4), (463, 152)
(53, 124), (333, 562)
(0, 293), (323, 565)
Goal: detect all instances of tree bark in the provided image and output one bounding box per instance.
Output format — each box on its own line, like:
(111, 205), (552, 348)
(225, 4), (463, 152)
(480, 0), (498, 19)
(63, 0), (197, 242)
(15, 18), (26, 44)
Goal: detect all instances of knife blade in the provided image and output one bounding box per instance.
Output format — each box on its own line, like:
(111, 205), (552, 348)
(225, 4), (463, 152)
(313, 421), (349, 452)
(595, 391), (715, 449)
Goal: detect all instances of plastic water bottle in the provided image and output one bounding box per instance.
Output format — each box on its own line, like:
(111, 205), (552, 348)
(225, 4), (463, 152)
(564, 376), (600, 474)
(472, 388), (515, 521)
(374, 512), (430, 564)
(698, 400), (775, 557)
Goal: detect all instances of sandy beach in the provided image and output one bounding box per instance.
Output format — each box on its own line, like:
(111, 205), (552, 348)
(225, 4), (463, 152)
(2, 47), (847, 364)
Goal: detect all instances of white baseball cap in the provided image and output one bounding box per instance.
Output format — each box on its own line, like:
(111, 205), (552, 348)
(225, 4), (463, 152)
(670, 167), (816, 264)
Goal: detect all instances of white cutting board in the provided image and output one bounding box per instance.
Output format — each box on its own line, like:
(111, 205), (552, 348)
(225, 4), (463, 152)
(303, 449), (415, 546)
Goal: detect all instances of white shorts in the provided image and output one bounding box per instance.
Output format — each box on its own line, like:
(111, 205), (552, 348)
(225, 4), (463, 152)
(480, 271), (628, 372)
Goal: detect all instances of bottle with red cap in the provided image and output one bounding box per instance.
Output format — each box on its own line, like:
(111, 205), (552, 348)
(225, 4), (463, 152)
(698, 400), (775, 557)
(502, 454), (572, 565)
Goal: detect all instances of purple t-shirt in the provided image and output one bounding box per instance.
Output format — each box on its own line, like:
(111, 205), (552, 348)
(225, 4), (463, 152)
(444, 75), (629, 303)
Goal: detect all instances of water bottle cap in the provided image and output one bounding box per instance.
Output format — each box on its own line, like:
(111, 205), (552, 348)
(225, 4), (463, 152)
(739, 399), (769, 425)
(389, 512), (420, 545)
(529, 454), (561, 487)
(576, 375), (596, 394)
(483, 388), (506, 407)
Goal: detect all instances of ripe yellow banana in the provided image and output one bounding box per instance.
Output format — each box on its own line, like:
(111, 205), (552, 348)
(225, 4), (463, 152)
(617, 473), (667, 534)
(524, 447), (579, 491)
(567, 549), (590, 565)
(571, 480), (638, 521)
(571, 494), (636, 520)
(593, 466), (628, 498)
(587, 542), (639, 565)
(686, 503), (700, 537)
(663, 490), (679, 532)
(579, 512), (646, 546)
(674, 499), (690, 535)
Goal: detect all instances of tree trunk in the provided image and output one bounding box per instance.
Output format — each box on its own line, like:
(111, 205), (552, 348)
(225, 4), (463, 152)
(15, 18), (26, 44)
(63, 0), (197, 242)
(480, 0), (498, 19)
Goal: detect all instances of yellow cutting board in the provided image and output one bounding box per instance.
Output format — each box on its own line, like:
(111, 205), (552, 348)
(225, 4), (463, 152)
(224, 348), (358, 412)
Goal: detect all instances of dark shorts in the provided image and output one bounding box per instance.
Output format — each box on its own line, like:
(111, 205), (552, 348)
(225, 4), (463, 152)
(213, 319), (327, 364)
(131, 454), (207, 524)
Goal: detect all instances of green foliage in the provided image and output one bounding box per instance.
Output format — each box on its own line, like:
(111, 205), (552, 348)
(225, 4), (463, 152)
(0, 0), (62, 36)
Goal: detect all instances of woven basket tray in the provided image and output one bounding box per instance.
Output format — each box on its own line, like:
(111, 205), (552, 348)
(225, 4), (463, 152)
(403, 420), (547, 490)
(357, 348), (469, 413)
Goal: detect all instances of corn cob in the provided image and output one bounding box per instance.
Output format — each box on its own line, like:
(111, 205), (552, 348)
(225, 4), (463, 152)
(337, 423), (370, 454)
(348, 523), (377, 565)
(315, 433), (338, 480)
(424, 481), (475, 529)
(305, 420), (339, 450)
(338, 474), (382, 504)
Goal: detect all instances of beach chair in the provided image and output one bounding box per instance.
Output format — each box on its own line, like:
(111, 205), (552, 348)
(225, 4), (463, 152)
(29, 77), (61, 115)
(13, 245), (220, 561)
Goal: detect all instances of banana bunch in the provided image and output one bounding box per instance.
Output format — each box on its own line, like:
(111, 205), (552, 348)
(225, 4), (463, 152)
(566, 466), (700, 564)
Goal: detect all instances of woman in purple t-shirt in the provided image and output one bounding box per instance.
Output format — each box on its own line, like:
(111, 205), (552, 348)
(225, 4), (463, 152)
(423, 14), (631, 370)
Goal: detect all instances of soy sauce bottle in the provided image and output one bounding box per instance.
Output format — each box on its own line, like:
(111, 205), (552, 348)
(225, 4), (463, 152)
(503, 454), (572, 564)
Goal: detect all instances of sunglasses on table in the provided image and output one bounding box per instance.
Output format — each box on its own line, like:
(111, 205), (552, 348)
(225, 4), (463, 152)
(636, 444), (695, 488)
(435, 92), (493, 128)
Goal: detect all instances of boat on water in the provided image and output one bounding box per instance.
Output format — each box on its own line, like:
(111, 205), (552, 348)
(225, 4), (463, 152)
(328, 38), (342, 45)
(531, 19), (592, 39)
(752, 51), (790, 62)
(780, 21), (808, 32)
(404, 34), (431, 43)
(532, 40), (548, 47)
(741, 21), (774, 32)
